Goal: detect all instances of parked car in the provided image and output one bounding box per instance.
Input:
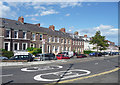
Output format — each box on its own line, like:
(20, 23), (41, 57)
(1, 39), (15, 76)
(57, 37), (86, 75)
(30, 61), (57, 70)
(89, 52), (102, 57)
(56, 54), (70, 59)
(58, 51), (74, 58)
(0, 56), (8, 60)
(35, 53), (56, 61)
(77, 54), (87, 58)
(114, 52), (119, 55)
(9, 51), (34, 61)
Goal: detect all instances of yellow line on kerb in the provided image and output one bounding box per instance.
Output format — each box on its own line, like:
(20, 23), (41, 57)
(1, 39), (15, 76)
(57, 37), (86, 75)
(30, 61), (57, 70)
(45, 67), (119, 85)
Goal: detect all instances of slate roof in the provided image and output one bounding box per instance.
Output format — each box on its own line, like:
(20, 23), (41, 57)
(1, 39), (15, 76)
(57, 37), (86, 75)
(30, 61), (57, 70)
(0, 18), (83, 40)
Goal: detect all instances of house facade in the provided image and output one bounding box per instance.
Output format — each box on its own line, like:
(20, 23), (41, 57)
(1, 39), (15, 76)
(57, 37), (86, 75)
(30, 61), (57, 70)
(0, 16), (84, 54)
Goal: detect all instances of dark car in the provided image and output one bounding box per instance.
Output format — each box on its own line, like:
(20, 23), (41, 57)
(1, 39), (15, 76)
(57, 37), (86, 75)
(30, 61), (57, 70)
(77, 54), (87, 58)
(9, 55), (34, 62)
(35, 53), (56, 61)
(89, 52), (102, 57)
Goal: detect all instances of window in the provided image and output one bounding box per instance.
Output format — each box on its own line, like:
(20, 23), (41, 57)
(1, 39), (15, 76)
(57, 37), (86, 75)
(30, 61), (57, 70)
(39, 44), (42, 49)
(6, 30), (10, 38)
(14, 31), (18, 38)
(52, 37), (55, 42)
(68, 40), (70, 44)
(40, 34), (42, 40)
(48, 37), (51, 42)
(68, 47), (69, 51)
(64, 39), (66, 44)
(22, 43), (27, 50)
(23, 32), (26, 39)
(61, 39), (63, 43)
(57, 38), (59, 43)
(13, 43), (19, 50)
(32, 33), (35, 41)
(73, 41), (74, 45)
(52, 46), (55, 52)
(30, 43), (35, 48)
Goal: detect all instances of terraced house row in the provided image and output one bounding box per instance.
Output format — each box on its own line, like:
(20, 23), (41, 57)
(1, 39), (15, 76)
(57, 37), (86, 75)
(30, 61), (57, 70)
(0, 16), (84, 54)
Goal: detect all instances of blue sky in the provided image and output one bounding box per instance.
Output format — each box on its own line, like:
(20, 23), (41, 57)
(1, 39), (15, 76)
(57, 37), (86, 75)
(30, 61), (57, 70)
(0, 2), (118, 45)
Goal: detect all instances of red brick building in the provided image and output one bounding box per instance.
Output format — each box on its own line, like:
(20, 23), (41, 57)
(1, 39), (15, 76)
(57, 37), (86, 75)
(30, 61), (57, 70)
(0, 16), (84, 54)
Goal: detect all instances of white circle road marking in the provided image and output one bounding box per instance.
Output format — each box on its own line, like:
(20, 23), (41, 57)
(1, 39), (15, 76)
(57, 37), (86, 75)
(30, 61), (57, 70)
(34, 69), (91, 81)
(21, 65), (63, 72)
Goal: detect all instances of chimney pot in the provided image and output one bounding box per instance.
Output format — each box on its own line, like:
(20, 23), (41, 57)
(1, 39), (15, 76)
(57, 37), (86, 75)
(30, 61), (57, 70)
(59, 28), (66, 33)
(84, 35), (87, 37)
(36, 23), (40, 27)
(49, 25), (55, 31)
(74, 31), (78, 35)
(18, 16), (24, 23)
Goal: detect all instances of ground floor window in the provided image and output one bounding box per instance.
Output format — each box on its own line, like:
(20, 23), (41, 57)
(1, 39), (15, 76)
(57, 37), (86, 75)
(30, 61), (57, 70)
(4, 42), (10, 51)
(13, 43), (19, 50)
(22, 43), (27, 50)
(30, 43), (35, 48)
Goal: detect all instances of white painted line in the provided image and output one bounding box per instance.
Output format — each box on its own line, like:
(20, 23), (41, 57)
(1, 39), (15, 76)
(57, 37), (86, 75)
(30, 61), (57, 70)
(0, 74), (13, 77)
(21, 65), (63, 72)
(34, 69), (91, 81)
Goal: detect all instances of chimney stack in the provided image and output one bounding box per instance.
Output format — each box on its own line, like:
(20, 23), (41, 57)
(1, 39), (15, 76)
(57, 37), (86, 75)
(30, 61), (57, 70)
(84, 35), (87, 37)
(49, 25), (55, 31)
(74, 31), (78, 35)
(36, 23), (40, 27)
(18, 16), (24, 23)
(60, 28), (66, 33)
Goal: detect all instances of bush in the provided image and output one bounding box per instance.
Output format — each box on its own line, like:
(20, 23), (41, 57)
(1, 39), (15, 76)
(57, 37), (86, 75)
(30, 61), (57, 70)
(2, 51), (14, 59)
(84, 50), (95, 54)
(27, 47), (42, 56)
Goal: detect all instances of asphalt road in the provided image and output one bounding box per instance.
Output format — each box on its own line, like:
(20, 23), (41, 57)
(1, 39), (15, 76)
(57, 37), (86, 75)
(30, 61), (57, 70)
(1, 56), (119, 85)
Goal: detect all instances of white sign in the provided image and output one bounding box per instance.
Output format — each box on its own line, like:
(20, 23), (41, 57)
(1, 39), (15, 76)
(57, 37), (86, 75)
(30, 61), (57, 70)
(42, 39), (45, 44)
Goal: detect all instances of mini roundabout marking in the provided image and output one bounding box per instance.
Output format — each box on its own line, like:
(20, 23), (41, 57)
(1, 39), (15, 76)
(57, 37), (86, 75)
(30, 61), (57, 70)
(34, 69), (91, 81)
(21, 65), (63, 72)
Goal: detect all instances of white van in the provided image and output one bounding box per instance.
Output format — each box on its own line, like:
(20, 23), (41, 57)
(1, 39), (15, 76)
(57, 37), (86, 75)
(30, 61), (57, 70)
(60, 51), (74, 58)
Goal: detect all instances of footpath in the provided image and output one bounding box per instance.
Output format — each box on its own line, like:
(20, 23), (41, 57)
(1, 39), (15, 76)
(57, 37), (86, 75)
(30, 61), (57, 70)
(0, 55), (119, 67)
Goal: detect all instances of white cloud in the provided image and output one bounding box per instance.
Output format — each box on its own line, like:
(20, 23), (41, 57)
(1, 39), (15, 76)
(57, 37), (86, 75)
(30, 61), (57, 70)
(31, 18), (39, 21)
(40, 9), (58, 16)
(60, 2), (82, 8)
(65, 13), (70, 16)
(34, 6), (46, 10)
(25, 13), (39, 17)
(0, 1), (10, 17)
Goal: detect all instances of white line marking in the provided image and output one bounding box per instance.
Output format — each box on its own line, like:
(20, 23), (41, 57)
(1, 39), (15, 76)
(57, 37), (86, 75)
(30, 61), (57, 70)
(21, 65), (63, 72)
(0, 74), (13, 77)
(34, 69), (91, 81)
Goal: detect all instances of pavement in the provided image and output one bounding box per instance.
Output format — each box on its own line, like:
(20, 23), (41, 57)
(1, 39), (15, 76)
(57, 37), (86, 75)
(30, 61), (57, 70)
(0, 55), (118, 67)
(1, 55), (119, 84)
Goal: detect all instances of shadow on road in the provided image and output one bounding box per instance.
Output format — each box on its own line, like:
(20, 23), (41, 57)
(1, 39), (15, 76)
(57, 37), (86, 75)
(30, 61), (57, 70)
(53, 63), (74, 85)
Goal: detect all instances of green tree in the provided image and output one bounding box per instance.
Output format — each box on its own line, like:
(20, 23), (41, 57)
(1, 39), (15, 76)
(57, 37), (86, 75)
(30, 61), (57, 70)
(89, 31), (109, 56)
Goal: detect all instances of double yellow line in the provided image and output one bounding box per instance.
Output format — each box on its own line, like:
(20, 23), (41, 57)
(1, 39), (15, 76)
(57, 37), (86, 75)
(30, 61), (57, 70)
(45, 67), (120, 85)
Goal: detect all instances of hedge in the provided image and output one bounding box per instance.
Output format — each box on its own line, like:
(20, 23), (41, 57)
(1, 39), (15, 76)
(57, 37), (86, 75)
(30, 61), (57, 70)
(84, 50), (95, 54)
(2, 51), (14, 59)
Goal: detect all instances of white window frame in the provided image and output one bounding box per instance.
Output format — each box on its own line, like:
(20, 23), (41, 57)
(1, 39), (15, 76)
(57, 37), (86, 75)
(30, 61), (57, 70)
(40, 34), (43, 41)
(22, 43), (28, 50)
(57, 37), (59, 43)
(32, 33), (36, 41)
(13, 42), (19, 51)
(6, 29), (11, 38)
(14, 30), (18, 39)
(23, 31), (27, 39)
(4, 42), (10, 51)
(30, 43), (35, 48)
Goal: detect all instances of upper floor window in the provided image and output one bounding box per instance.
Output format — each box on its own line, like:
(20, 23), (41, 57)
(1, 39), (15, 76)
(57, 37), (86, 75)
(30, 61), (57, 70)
(73, 41), (74, 45)
(6, 30), (10, 38)
(52, 37), (55, 42)
(32, 33), (35, 41)
(64, 39), (66, 44)
(23, 32), (27, 39)
(61, 39), (63, 44)
(68, 40), (70, 44)
(14, 31), (18, 38)
(57, 37), (59, 43)
(40, 34), (42, 40)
